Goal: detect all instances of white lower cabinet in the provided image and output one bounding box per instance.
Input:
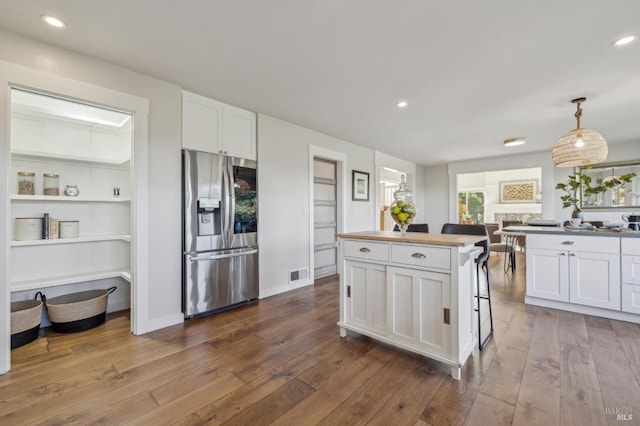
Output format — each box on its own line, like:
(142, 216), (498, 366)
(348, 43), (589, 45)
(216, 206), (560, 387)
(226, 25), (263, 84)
(338, 236), (476, 380)
(569, 251), (620, 310)
(526, 234), (620, 310)
(526, 248), (569, 302)
(344, 260), (387, 334)
(387, 266), (451, 357)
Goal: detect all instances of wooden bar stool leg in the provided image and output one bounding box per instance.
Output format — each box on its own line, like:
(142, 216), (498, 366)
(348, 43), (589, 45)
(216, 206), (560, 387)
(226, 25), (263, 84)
(476, 261), (494, 351)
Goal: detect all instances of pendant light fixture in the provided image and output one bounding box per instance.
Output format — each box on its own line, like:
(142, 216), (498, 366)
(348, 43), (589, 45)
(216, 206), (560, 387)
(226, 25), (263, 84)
(552, 97), (608, 167)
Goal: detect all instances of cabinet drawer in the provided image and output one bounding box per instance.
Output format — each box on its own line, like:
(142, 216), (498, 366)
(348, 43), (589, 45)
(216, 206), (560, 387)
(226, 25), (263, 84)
(391, 244), (451, 270)
(622, 238), (640, 256)
(343, 240), (389, 262)
(526, 234), (619, 254)
(622, 255), (640, 284)
(622, 284), (640, 314)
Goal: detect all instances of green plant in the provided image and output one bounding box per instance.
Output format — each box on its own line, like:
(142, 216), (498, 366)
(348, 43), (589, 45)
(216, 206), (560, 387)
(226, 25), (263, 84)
(555, 169), (597, 209)
(557, 169), (637, 209)
(597, 172), (636, 191)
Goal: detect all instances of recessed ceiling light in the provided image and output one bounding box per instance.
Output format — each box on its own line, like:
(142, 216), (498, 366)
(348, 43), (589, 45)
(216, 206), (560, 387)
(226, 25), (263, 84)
(41, 15), (67, 29)
(504, 138), (525, 147)
(396, 100), (408, 108)
(612, 35), (636, 46)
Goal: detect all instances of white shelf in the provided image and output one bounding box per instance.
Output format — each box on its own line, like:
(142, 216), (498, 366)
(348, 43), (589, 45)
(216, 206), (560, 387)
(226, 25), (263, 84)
(11, 149), (130, 166)
(10, 269), (132, 292)
(10, 235), (131, 247)
(11, 194), (130, 202)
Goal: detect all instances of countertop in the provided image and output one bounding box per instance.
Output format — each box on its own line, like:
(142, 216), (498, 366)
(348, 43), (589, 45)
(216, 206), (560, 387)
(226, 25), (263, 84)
(503, 225), (640, 238)
(336, 231), (486, 247)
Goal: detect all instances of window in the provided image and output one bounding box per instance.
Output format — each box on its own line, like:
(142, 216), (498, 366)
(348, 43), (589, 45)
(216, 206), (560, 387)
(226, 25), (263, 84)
(458, 191), (485, 223)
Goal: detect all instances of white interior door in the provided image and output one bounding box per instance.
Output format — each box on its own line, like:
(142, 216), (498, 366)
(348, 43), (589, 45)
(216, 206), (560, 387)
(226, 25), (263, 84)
(313, 158), (337, 278)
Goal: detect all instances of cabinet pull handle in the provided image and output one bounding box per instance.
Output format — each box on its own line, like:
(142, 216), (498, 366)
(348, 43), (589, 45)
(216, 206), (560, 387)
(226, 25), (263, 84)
(562, 241), (575, 245)
(569, 253), (577, 257)
(559, 252), (566, 256)
(359, 247), (371, 253)
(411, 252), (426, 259)
(443, 308), (450, 325)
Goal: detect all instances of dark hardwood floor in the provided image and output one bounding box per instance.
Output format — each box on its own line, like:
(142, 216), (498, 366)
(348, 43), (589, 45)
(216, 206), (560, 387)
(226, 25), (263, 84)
(2, 252), (640, 425)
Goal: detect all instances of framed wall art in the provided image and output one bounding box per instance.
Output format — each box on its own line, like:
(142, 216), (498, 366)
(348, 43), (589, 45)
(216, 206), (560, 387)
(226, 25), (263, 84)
(499, 180), (537, 203)
(352, 170), (370, 201)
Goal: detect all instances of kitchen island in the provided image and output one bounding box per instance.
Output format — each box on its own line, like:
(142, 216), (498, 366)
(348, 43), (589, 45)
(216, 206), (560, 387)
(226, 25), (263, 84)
(504, 225), (640, 322)
(336, 231), (485, 380)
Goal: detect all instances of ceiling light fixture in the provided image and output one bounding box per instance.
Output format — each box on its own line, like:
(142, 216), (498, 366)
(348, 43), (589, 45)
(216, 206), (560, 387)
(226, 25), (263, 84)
(396, 100), (408, 108)
(503, 138), (525, 147)
(552, 97), (608, 167)
(41, 14), (67, 28)
(613, 35), (636, 46)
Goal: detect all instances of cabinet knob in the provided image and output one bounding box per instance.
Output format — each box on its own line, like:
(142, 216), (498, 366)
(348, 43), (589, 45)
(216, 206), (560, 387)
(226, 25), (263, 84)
(562, 241), (575, 245)
(359, 247), (371, 253)
(569, 253), (577, 257)
(559, 252), (566, 256)
(411, 252), (426, 259)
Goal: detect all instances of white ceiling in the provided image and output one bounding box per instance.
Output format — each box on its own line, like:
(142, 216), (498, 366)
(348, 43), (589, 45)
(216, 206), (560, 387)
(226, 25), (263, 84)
(0, 0), (638, 166)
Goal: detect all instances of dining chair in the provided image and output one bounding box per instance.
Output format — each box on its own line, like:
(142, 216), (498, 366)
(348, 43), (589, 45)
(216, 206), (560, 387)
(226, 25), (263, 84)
(502, 220), (526, 252)
(441, 223), (493, 350)
(485, 223), (516, 273)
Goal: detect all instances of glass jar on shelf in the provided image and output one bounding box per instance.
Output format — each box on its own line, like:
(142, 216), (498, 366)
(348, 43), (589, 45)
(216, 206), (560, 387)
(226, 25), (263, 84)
(43, 173), (60, 196)
(64, 185), (79, 196)
(390, 174), (417, 234)
(17, 172), (35, 195)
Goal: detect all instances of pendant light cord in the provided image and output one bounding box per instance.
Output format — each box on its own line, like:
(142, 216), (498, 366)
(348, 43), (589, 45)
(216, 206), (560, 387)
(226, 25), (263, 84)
(574, 100), (582, 129)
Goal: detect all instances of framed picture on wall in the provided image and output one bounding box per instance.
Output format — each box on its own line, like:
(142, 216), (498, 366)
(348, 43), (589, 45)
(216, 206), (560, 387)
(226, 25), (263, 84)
(352, 170), (370, 201)
(499, 180), (538, 203)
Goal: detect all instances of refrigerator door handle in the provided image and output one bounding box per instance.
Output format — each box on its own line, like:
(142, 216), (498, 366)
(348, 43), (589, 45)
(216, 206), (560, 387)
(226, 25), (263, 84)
(188, 249), (258, 262)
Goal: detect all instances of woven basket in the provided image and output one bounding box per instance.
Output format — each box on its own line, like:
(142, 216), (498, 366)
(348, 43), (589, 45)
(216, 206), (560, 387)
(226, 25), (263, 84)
(38, 287), (116, 333)
(11, 299), (42, 349)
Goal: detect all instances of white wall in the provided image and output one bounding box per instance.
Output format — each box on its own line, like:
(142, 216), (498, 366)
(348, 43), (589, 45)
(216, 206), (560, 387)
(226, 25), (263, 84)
(422, 164), (449, 233)
(0, 30), (184, 340)
(257, 114), (378, 298)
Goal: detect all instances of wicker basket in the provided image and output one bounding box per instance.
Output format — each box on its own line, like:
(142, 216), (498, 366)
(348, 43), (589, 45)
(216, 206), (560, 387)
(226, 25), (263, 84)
(38, 287), (116, 333)
(11, 299), (42, 349)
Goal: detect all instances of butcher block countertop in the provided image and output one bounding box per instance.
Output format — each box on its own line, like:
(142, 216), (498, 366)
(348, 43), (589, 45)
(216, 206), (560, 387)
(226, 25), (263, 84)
(336, 231), (485, 247)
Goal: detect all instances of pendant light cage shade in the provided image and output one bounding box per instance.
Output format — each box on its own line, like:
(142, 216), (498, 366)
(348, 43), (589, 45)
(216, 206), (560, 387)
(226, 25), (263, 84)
(552, 128), (608, 167)
(552, 97), (608, 167)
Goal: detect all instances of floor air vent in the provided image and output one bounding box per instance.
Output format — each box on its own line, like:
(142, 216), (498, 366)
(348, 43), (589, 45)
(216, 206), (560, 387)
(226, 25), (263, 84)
(289, 267), (309, 283)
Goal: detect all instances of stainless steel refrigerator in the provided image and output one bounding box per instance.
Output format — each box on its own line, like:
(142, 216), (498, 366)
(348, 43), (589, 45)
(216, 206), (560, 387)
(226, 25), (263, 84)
(182, 149), (258, 318)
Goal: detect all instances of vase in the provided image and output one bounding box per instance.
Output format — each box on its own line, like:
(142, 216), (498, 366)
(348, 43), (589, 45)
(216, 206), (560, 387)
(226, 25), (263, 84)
(390, 175), (416, 234)
(571, 206), (583, 222)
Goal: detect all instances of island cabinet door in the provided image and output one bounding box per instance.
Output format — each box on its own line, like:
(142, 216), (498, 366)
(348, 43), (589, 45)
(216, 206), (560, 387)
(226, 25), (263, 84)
(526, 248), (569, 302)
(344, 260), (387, 334)
(569, 252), (621, 310)
(386, 266), (451, 357)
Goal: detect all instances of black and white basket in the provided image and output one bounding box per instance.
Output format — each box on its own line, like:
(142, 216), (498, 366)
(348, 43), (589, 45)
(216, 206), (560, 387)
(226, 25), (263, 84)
(37, 287), (117, 333)
(11, 299), (42, 349)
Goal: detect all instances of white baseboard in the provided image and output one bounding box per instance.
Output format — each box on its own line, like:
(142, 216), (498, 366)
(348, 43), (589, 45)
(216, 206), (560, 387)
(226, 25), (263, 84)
(259, 278), (313, 299)
(525, 296), (640, 324)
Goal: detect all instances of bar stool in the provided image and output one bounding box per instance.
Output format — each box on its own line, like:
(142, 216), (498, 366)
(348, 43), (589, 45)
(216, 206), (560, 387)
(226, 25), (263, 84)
(441, 223), (494, 350)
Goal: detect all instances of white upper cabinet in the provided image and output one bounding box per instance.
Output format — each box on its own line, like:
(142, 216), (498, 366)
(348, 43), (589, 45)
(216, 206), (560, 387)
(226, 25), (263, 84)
(182, 91), (256, 160)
